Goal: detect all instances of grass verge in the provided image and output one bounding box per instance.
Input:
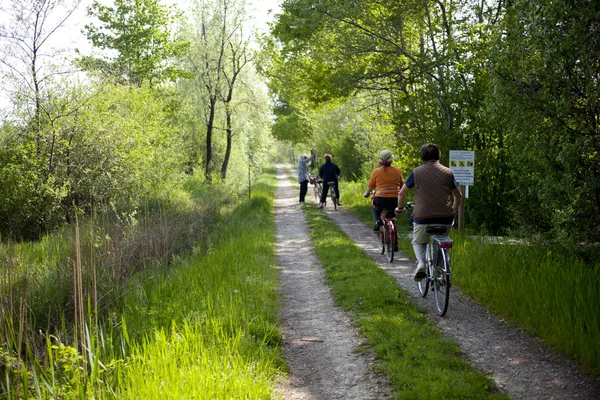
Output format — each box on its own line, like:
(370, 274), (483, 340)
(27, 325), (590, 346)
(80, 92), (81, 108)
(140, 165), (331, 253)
(452, 239), (600, 373)
(2, 170), (285, 399)
(339, 179), (600, 375)
(303, 204), (506, 399)
(106, 174), (284, 398)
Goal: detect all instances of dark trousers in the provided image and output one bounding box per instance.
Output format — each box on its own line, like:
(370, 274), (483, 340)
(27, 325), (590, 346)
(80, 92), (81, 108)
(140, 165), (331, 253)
(372, 197), (399, 247)
(299, 180), (308, 202)
(372, 197), (398, 224)
(320, 181), (339, 203)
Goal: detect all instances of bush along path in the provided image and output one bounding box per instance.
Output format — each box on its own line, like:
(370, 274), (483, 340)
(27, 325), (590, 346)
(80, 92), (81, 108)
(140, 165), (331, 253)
(274, 166), (504, 399)
(294, 170), (600, 399)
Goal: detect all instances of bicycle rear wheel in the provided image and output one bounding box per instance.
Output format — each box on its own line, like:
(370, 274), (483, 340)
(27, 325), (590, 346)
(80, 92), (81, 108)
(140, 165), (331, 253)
(331, 188), (337, 210)
(417, 244), (432, 297)
(385, 224), (394, 262)
(433, 248), (451, 316)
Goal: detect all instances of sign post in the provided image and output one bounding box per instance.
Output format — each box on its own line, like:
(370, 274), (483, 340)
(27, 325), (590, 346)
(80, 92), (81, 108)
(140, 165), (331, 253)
(449, 150), (475, 233)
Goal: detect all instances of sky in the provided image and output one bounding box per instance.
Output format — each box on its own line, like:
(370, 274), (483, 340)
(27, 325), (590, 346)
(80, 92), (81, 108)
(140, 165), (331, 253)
(0, 0), (282, 114)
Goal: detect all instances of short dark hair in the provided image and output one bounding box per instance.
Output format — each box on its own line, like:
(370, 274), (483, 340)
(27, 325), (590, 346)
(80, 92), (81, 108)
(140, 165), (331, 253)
(420, 143), (440, 161)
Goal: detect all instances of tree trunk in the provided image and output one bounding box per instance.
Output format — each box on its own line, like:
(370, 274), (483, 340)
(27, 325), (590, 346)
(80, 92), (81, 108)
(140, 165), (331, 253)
(221, 105), (233, 180)
(205, 95), (217, 182)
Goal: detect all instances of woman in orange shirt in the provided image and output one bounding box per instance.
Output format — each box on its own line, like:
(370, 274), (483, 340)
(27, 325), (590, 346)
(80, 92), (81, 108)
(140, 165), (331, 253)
(363, 150), (404, 235)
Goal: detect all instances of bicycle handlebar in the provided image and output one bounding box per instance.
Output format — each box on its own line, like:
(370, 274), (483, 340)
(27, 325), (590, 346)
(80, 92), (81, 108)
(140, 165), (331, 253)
(395, 202), (414, 214)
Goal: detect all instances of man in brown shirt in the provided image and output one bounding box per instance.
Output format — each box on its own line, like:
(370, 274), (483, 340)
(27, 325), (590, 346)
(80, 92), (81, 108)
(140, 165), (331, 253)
(396, 143), (462, 281)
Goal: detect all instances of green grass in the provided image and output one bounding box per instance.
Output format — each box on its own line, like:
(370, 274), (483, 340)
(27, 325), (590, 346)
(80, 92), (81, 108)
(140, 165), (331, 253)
(340, 179), (600, 375)
(452, 239), (600, 373)
(3, 170), (285, 399)
(101, 174), (284, 398)
(303, 204), (506, 399)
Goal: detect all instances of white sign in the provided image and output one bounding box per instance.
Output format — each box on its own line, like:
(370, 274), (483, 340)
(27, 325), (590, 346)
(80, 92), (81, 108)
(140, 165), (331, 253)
(449, 150), (474, 186)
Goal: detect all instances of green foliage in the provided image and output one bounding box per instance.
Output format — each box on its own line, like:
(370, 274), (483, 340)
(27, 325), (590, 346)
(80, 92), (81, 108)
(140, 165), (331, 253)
(270, 102), (313, 144)
(0, 85), (186, 238)
(487, 0), (600, 248)
(306, 95), (404, 181)
(0, 128), (68, 238)
(83, 0), (190, 86)
(267, 0), (600, 247)
(70, 86), (185, 208)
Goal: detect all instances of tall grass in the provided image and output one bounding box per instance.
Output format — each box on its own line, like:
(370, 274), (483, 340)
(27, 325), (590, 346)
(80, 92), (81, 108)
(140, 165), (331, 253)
(98, 176), (283, 398)
(452, 239), (600, 373)
(0, 174), (284, 397)
(340, 179), (600, 374)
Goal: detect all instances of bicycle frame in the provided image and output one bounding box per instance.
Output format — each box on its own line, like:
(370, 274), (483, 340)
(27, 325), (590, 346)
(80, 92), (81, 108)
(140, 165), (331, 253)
(378, 209), (396, 262)
(312, 176), (322, 203)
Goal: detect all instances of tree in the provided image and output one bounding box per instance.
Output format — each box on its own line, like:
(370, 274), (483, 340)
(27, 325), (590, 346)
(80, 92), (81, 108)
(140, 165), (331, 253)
(488, 0), (600, 249)
(219, 33), (251, 179)
(181, 0), (253, 181)
(0, 0), (84, 138)
(82, 0), (189, 87)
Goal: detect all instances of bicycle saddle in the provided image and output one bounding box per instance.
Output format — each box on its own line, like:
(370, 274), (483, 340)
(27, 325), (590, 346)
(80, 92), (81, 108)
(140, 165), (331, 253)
(383, 209), (396, 218)
(426, 226), (448, 235)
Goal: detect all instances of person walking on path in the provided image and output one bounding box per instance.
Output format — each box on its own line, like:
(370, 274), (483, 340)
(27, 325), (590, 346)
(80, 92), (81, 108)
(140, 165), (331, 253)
(318, 154), (341, 208)
(396, 143), (462, 281)
(297, 154), (311, 205)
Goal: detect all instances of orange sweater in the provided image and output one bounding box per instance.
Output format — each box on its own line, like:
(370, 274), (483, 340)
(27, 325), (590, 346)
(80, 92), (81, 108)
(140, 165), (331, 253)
(367, 166), (404, 198)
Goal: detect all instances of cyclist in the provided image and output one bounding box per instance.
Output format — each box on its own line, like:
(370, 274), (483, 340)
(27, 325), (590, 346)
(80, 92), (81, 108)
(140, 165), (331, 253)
(395, 143), (462, 281)
(363, 150), (404, 250)
(318, 154), (340, 208)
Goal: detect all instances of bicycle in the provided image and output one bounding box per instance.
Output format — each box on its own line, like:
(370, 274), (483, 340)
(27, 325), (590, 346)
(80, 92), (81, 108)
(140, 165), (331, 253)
(377, 209), (397, 262)
(326, 181), (338, 210)
(418, 225), (453, 316)
(310, 175), (322, 203)
(318, 180), (339, 209)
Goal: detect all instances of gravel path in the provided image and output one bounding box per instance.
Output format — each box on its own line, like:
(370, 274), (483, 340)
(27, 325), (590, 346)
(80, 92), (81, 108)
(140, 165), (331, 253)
(274, 166), (600, 399)
(274, 168), (392, 399)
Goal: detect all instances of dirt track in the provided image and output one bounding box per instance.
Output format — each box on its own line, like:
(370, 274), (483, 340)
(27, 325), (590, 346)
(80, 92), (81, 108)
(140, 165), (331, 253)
(273, 166), (600, 400)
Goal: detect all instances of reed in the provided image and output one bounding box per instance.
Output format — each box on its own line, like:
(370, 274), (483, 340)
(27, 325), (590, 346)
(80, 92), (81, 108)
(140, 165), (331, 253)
(1, 170), (285, 398)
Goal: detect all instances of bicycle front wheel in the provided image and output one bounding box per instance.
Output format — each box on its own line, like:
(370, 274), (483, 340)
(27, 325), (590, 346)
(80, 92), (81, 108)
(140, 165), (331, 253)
(417, 244), (432, 297)
(313, 185), (320, 202)
(433, 248), (451, 316)
(385, 224), (394, 262)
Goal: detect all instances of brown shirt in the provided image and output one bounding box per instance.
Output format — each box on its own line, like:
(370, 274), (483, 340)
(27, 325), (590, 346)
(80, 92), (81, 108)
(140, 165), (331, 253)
(412, 161), (456, 221)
